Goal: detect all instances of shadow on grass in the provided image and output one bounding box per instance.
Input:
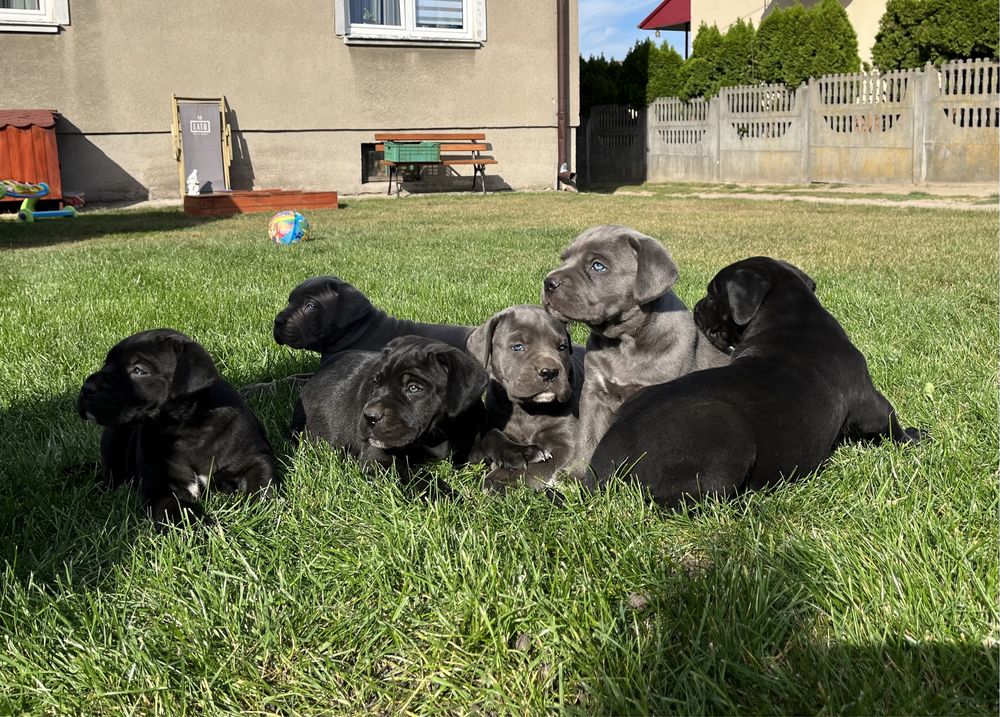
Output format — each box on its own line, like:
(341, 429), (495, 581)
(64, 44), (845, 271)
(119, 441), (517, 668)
(0, 208), (220, 250)
(574, 535), (998, 716)
(0, 389), (141, 596)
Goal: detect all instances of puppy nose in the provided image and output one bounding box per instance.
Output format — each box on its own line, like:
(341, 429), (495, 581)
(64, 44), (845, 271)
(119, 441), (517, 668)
(274, 315), (287, 327)
(80, 382), (97, 398)
(543, 276), (561, 293)
(538, 367), (559, 382)
(363, 408), (383, 426)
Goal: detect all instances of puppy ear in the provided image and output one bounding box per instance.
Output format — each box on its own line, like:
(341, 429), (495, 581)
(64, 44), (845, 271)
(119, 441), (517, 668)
(168, 338), (219, 398)
(436, 346), (488, 418)
(466, 314), (502, 369)
(627, 232), (680, 305)
(776, 260), (817, 293)
(332, 280), (375, 330)
(726, 269), (772, 326)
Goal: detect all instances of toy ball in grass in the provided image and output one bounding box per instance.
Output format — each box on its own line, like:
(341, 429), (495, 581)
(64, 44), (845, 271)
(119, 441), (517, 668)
(268, 210), (310, 245)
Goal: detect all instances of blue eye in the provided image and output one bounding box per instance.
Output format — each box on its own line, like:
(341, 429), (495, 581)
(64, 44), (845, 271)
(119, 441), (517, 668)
(557, 343), (568, 352)
(510, 343), (526, 352)
(591, 261), (607, 273)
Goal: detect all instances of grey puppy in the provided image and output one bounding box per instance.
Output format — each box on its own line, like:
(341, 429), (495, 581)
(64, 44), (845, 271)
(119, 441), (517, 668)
(542, 225), (729, 470)
(466, 305), (584, 490)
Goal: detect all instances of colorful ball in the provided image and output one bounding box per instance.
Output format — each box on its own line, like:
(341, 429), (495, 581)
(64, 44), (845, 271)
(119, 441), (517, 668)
(268, 210), (310, 245)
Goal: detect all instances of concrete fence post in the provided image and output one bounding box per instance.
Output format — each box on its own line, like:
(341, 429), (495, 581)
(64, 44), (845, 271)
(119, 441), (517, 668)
(709, 95), (721, 181)
(912, 62), (935, 184)
(802, 79), (814, 183)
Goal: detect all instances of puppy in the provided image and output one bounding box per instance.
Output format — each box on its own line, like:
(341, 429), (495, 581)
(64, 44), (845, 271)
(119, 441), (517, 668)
(465, 305), (584, 490)
(274, 275), (472, 357)
(542, 225), (729, 470)
(77, 329), (277, 526)
(293, 336), (488, 477)
(242, 275), (475, 397)
(587, 257), (924, 508)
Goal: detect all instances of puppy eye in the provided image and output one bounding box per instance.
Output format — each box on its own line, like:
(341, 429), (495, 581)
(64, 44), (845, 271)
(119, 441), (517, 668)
(406, 383), (423, 394)
(303, 301), (318, 313)
(130, 366), (148, 376)
(510, 343), (526, 352)
(590, 261), (607, 273)
(557, 343), (568, 352)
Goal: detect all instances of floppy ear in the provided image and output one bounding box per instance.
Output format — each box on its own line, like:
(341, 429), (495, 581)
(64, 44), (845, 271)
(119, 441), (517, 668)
(436, 345), (488, 418)
(776, 260), (817, 293)
(726, 269), (772, 326)
(563, 326), (574, 353)
(168, 338), (219, 398)
(465, 313), (502, 369)
(627, 232), (680, 305)
(331, 280), (376, 330)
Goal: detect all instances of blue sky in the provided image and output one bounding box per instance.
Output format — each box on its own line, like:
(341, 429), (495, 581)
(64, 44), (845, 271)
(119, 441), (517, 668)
(579, 0), (687, 61)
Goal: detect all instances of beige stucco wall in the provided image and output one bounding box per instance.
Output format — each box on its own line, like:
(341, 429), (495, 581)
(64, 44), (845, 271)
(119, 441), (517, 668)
(0, 1), (579, 200)
(692, 0), (885, 65)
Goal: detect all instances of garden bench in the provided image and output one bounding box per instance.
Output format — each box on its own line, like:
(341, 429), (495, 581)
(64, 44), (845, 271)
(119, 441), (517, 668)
(375, 132), (497, 196)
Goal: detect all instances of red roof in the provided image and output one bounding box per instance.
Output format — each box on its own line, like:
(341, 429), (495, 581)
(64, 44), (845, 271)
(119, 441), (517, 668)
(638, 0), (691, 31)
(0, 110), (58, 129)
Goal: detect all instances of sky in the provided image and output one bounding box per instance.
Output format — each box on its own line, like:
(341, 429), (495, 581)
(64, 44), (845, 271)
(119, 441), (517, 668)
(579, 0), (687, 61)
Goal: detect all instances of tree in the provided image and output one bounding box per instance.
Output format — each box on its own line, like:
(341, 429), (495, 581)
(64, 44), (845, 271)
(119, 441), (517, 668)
(620, 39), (653, 108)
(719, 18), (757, 88)
(579, 54), (622, 114)
(757, 4), (814, 86)
(806, 0), (861, 77)
(646, 41), (685, 103)
(872, 0), (1000, 70)
(679, 23), (725, 100)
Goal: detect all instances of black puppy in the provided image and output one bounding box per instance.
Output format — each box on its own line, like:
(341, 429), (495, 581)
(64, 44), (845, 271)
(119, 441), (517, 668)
(78, 329), (277, 526)
(274, 275), (472, 358)
(293, 336), (488, 477)
(587, 257), (923, 508)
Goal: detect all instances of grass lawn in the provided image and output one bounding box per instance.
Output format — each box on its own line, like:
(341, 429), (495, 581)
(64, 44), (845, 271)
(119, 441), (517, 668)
(0, 191), (996, 715)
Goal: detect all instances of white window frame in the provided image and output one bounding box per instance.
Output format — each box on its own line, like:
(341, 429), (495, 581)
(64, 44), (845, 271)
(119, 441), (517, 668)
(336, 0), (486, 47)
(0, 0), (69, 33)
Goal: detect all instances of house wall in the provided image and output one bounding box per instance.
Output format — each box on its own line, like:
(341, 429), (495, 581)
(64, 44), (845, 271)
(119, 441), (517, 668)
(0, 1), (579, 200)
(692, 0), (885, 64)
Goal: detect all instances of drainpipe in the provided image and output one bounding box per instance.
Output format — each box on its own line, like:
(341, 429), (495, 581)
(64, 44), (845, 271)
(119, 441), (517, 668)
(556, 0), (576, 189)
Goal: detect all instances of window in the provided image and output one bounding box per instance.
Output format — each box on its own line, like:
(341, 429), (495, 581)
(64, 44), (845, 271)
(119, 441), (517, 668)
(0, 0), (69, 33)
(337, 0), (486, 45)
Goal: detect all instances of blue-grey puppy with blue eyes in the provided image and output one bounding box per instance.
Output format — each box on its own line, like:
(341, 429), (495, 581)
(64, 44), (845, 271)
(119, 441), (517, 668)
(541, 225), (730, 473)
(465, 304), (585, 491)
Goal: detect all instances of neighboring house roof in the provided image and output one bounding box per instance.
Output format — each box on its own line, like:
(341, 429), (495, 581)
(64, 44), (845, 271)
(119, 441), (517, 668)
(0, 110), (58, 129)
(638, 0), (691, 31)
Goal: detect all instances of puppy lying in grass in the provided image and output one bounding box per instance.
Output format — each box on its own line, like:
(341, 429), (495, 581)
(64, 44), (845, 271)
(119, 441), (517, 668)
(292, 336), (487, 482)
(243, 275), (472, 396)
(78, 329), (277, 527)
(587, 257), (925, 508)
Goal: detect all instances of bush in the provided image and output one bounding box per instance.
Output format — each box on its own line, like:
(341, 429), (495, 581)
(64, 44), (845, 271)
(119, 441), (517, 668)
(646, 41), (685, 104)
(679, 23), (725, 100)
(872, 0), (1000, 70)
(580, 54), (622, 114)
(757, 1), (859, 87)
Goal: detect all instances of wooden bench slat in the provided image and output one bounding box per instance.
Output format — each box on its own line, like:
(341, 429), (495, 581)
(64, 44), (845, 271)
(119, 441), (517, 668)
(375, 132), (486, 141)
(375, 143), (489, 152)
(380, 157), (497, 166)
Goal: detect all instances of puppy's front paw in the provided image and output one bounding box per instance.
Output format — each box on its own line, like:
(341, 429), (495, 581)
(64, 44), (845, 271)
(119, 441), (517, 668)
(493, 442), (550, 470)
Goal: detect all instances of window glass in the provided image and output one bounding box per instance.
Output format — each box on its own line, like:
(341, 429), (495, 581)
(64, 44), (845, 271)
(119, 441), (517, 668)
(0, 0), (41, 9)
(349, 0), (401, 26)
(415, 0), (463, 29)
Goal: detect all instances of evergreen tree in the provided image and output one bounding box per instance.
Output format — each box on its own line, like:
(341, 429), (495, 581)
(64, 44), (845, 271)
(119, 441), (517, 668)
(872, 0), (999, 70)
(679, 23), (725, 99)
(646, 41), (685, 103)
(807, 0), (861, 77)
